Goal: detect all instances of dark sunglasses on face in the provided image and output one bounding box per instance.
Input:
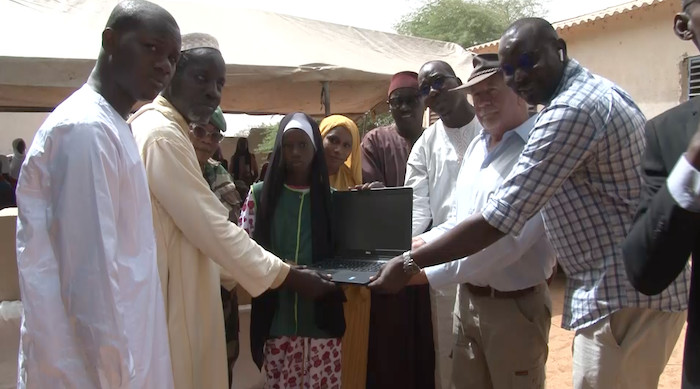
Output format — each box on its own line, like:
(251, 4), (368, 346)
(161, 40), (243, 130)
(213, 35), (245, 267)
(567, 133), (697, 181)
(388, 94), (420, 109)
(419, 75), (456, 97)
(190, 125), (224, 143)
(501, 52), (538, 77)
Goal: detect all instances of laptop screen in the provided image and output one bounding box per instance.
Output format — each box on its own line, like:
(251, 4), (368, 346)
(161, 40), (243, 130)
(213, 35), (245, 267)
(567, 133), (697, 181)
(331, 187), (412, 256)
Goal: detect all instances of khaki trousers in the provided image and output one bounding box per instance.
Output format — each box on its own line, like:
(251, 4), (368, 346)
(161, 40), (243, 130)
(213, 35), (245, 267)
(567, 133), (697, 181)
(572, 307), (686, 389)
(451, 283), (551, 389)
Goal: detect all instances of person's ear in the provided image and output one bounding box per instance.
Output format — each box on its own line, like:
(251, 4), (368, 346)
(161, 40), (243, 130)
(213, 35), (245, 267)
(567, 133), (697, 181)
(102, 27), (117, 55)
(558, 39), (568, 62)
(675, 12), (694, 41)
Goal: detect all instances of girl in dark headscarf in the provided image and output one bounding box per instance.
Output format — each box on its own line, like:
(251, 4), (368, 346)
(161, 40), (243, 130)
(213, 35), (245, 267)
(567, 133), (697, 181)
(229, 137), (258, 185)
(239, 112), (345, 388)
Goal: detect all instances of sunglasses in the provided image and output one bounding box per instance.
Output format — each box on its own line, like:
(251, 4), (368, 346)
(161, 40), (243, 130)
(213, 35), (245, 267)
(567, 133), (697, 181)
(501, 52), (538, 77)
(387, 94), (420, 109)
(190, 124), (224, 143)
(419, 76), (456, 97)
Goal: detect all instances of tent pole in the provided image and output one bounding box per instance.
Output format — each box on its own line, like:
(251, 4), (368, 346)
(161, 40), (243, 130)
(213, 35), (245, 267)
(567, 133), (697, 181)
(321, 81), (331, 116)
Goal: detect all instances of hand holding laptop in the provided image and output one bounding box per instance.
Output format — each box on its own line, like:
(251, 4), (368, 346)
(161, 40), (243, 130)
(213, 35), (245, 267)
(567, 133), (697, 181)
(368, 255), (413, 293)
(281, 266), (340, 300)
(349, 181), (385, 191)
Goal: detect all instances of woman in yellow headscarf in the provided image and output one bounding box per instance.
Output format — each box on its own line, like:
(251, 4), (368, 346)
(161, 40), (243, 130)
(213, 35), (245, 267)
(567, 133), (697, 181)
(320, 114), (369, 388)
(320, 115), (362, 190)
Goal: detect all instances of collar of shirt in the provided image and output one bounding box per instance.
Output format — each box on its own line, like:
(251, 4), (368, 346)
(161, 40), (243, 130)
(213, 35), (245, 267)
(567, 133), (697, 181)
(477, 115), (535, 168)
(150, 95), (190, 138)
(548, 59), (583, 106)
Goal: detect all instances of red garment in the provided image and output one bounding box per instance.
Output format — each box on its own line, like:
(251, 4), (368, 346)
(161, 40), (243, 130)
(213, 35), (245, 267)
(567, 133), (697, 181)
(360, 124), (413, 187)
(360, 124), (435, 389)
(264, 336), (342, 389)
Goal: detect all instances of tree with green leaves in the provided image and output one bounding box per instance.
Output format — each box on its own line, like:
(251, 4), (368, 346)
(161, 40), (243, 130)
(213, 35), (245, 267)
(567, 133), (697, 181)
(253, 122), (281, 154)
(396, 0), (544, 48)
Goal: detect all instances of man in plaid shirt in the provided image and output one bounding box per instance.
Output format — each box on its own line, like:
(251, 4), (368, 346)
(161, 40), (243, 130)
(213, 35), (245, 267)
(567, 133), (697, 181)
(371, 17), (690, 389)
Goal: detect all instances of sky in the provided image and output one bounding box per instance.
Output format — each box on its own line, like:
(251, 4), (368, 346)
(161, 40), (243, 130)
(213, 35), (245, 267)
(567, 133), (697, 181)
(209, 0), (635, 133)
(213, 0), (634, 34)
(0, 0), (639, 144)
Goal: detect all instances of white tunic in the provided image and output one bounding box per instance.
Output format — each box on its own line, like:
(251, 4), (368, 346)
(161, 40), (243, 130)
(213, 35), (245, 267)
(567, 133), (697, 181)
(129, 96), (290, 389)
(15, 85), (173, 389)
(405, 117), (481, 236)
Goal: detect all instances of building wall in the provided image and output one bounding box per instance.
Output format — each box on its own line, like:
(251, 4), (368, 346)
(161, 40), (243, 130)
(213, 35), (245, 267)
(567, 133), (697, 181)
(559, 0), (696, 119)
(473, 0), (697, 120)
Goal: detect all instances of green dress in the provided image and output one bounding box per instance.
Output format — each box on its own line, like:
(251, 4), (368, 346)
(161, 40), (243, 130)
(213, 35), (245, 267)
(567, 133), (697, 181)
(250, 182), (335, 339)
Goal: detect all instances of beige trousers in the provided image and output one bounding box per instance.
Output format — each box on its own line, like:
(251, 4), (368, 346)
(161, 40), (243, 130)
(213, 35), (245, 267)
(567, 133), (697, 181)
(451, 283), (552, 389)
(572, 307), (686, 389)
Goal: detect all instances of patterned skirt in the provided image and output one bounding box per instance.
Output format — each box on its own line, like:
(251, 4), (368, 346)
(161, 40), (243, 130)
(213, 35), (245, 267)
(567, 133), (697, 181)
(263, 336), (342, 389)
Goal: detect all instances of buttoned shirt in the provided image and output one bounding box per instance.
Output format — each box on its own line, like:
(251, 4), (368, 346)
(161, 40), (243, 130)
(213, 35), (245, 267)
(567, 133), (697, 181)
(421, 116), (556, 291)
(482, 60), (690, 330)
(669, 155), (700, 212)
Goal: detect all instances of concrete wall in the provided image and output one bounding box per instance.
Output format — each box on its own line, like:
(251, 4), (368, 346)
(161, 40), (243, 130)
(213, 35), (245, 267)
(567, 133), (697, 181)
(473, 0), (697, 120)
(0, 113), (48, 156)
(558, 0), (696, 119)
(0, 113), (268, 168)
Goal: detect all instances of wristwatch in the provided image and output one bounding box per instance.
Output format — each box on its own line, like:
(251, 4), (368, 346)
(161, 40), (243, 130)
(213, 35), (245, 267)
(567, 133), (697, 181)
(402, 250), (421, 276)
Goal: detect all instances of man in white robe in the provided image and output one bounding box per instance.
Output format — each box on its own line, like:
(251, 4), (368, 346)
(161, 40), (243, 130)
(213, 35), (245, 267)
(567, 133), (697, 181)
(14, 2), (181, 388)
(405, 60), (481, 388)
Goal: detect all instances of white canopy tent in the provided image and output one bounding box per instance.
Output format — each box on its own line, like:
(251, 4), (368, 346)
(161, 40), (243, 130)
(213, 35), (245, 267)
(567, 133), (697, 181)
(0, 0), (475, 117)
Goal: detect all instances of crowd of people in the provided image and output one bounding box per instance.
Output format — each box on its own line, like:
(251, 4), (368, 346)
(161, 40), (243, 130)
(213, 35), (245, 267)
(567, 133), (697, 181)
(6, 0), (700, 388)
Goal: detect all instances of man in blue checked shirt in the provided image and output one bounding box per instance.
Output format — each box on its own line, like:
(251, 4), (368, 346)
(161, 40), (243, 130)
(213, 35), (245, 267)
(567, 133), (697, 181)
(371, 17), (690, 389)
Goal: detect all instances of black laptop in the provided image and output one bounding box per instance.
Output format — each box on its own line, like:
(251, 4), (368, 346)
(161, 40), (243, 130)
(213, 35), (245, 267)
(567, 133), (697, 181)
(313, 186), (412, 285)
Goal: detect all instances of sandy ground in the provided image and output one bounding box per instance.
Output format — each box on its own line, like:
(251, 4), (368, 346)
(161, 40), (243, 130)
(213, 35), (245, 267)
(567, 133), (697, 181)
(546, 275), (686, 389)
(233, 275), (688, 389)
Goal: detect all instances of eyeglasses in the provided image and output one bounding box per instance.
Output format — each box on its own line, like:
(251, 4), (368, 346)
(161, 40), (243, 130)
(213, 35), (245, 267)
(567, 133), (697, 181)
(501, 52), (538, 77)
(190, 124), (224, 143)
(419, 76), (456, 97)
(387, 95), (420, 109)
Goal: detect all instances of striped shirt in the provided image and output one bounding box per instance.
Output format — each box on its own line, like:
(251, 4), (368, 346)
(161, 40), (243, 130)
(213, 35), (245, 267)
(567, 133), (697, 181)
(482, 59), (690, 330)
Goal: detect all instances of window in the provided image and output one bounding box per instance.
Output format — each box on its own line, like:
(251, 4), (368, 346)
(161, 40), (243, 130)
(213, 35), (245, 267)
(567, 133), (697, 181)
(688, 56), (700, 99)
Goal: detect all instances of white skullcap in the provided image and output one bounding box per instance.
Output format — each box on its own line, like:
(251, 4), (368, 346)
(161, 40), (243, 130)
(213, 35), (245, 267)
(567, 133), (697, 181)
(283, 113), (316, 149)
(181, 32), (220, 52)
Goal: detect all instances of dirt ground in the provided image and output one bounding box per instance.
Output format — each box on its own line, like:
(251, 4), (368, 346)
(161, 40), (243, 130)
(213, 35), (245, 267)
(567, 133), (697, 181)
(546, 275), (686, 389)
(233, 275), (687, 389)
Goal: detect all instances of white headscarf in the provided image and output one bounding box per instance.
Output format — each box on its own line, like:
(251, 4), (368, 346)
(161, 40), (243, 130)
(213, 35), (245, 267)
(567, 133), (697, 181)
(283, 113), (316, 149)
(9, 138), (25, 179)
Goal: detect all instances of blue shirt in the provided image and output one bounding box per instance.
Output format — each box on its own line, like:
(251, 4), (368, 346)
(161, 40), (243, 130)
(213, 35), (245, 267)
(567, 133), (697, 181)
(421, 116), (556, 292)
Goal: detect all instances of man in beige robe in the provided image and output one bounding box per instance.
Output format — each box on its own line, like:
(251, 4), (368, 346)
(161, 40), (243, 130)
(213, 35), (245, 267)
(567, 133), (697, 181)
(129, 33), (337, 389)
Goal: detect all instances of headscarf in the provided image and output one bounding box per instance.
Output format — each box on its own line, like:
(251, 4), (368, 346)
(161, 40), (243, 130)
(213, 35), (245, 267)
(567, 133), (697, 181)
(283, 113), (317, 149)
(251, 112), (342, 369)
(319, 115), (362, 189)
(255, 112), (332, 255)
(9, 138), (26, 180)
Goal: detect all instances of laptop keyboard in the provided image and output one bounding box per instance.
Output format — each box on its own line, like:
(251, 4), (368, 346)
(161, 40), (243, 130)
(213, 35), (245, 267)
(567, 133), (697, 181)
(316, 260), (386, 272)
